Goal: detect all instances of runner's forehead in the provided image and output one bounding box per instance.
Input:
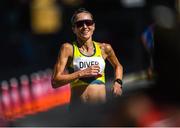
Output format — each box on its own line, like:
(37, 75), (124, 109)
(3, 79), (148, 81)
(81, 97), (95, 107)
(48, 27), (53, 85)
(75, 12), (93, 22)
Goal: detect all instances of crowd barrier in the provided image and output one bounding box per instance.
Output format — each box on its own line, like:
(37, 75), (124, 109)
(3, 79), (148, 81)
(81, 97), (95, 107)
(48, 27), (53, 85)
(0, 69), (71, 121)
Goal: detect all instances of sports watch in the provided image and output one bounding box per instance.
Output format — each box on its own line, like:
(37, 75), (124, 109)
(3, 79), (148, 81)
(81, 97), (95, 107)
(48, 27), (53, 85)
(114, 79), (123, 85)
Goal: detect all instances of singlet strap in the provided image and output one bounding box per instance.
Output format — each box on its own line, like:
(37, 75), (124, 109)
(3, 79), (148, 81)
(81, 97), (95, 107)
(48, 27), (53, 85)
(93, 41), (102, 57)
(73, 42), (82, 57)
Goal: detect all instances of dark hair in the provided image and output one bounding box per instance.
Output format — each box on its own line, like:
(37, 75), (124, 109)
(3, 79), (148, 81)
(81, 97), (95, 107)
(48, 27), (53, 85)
(71, 8), (93, 26)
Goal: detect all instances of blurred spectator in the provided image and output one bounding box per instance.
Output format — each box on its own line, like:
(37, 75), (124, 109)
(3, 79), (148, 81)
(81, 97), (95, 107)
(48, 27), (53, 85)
(141, 23), (155, 79)
(30, 0), (62, 34)
(152, 3), (180, 105)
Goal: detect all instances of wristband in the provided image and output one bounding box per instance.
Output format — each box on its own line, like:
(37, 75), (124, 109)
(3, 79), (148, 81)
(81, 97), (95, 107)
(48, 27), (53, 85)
(114, 79), (123, 85)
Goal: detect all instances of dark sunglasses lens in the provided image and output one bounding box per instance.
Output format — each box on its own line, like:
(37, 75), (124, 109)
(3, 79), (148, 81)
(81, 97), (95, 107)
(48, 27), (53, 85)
(75, 21), (84, 28)
(85, 20), (94, 26)
(75, 20), (94, 27)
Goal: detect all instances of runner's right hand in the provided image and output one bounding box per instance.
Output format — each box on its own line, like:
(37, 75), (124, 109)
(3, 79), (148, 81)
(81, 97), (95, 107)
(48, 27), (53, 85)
(79, 65), (100, 77)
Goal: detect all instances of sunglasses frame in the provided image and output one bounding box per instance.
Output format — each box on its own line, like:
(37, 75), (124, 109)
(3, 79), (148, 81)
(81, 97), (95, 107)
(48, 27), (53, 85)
(74, 20), (94, 28)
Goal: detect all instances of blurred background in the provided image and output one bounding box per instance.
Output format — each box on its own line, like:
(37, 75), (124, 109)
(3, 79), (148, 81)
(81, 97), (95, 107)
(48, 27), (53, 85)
(0, 0), (180, 127)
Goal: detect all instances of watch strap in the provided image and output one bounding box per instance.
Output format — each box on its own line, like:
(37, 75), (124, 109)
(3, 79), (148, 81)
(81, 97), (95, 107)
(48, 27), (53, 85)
(114, 79), (123, 85)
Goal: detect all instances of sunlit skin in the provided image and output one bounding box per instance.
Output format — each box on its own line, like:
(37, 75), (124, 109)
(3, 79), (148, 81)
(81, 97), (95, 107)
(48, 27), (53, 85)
(52, 12), (123, 104)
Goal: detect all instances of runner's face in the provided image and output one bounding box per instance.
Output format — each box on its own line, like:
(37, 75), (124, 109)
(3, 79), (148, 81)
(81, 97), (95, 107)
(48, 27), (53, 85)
(73, 12), (95, 41)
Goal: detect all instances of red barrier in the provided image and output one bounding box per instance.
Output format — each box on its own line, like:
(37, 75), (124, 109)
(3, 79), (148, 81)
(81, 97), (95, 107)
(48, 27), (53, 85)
(20, 75), (34, 115)
(9, 78), (23, 119)
(1, 81), (13, 120)
(0, 69), (71, 121)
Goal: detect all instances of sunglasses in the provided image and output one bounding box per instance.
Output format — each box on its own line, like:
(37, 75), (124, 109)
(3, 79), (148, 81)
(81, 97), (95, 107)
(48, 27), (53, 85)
(74, 20), (94, 28)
